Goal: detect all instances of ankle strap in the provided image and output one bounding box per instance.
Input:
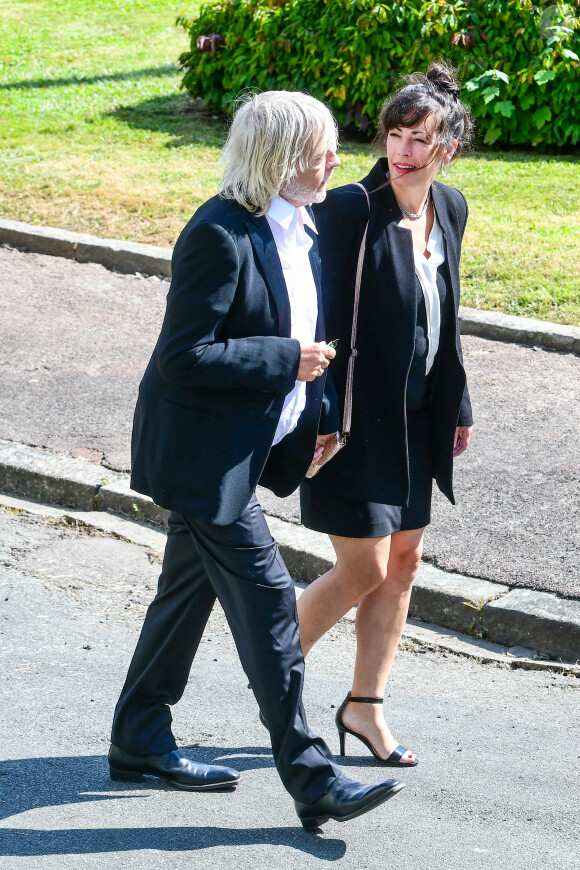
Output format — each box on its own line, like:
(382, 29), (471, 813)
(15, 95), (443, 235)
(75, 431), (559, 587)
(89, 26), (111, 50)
(348, 694), (384, 704)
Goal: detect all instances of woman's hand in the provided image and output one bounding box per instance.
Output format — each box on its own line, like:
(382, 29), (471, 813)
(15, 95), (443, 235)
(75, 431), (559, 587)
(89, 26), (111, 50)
(312, 431), (338, 464)
(453, 425), (473, 458)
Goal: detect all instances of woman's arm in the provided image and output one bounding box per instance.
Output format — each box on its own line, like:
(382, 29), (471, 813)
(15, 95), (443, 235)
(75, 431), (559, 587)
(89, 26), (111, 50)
(451, 186), (474, 429)
(314, 185), (370, 310)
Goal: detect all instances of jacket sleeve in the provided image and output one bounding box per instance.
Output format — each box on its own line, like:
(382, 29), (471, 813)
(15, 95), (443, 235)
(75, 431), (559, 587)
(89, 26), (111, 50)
(453, 189), (474, 426)
(458, 365), (474, 426)
(457, 313), (474, 426)
(314, 186), (368, 436)
(457, 189), (469, 240)
(314, 186), (368, 301)
(318, 369), (341, 434)
(156, 221), (300, 394)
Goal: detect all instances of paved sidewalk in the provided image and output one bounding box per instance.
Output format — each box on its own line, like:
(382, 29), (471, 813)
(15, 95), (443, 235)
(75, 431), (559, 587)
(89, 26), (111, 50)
(1, 244), (579, 660)
(1, 501), (578, 870)
(1, 244), (578, 598)
(1, 468), (578, 662)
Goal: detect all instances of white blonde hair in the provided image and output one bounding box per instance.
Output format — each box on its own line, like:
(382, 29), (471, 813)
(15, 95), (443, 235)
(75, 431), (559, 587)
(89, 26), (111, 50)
(219, 90), (338, 215)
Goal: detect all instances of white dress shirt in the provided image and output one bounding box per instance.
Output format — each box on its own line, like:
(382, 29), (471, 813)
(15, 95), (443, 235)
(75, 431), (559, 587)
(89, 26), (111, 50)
(266, 196), (319, 446)
(399, 210), (446, 374)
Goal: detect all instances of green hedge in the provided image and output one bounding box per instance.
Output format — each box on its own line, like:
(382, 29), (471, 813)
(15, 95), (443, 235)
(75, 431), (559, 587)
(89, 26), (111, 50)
(177, 0), (580, 149)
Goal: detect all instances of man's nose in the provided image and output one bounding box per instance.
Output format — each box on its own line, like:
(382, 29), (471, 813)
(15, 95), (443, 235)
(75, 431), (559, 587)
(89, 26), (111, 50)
(327, 150), (341, 169)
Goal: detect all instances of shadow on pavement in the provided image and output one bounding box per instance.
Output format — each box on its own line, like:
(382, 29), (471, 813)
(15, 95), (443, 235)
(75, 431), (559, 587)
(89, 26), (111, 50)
(187, 743), (277, 773)
(0, 751), (346, 859)
(0, 827), (346, 859)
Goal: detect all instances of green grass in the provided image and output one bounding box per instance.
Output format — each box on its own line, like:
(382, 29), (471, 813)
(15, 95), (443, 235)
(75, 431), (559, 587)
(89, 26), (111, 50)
(1, 0), (579, 325)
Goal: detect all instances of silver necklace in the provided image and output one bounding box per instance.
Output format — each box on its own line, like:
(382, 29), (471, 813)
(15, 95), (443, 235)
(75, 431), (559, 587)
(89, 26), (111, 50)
(386, 170), (431, 220)
(398, 188), (431, 220)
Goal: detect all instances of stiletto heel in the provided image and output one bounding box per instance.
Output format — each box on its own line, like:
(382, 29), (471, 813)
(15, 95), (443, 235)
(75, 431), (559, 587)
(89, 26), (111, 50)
(335, 692), (418, 767)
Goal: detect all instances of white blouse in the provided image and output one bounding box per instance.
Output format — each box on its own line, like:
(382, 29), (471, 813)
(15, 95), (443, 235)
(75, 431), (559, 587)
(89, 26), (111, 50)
(399, 211), (446, 374)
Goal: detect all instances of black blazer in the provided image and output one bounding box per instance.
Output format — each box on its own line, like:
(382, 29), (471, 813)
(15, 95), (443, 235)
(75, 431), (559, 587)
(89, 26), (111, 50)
(311, 158), (473, 506)
(130, 194), (338, 525)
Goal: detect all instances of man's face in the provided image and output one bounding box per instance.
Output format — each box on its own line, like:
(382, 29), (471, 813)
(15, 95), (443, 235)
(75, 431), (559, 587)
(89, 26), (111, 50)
(281, 146), (341, 207)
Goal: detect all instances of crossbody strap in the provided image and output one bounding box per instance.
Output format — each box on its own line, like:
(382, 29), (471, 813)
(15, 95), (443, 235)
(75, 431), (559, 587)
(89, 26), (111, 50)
(341, 182), (370, 439)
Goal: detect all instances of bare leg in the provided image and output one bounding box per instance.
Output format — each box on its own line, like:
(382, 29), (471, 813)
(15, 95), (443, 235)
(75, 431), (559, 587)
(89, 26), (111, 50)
(342, 528), (425, 762)
(297, 534), (392, 657)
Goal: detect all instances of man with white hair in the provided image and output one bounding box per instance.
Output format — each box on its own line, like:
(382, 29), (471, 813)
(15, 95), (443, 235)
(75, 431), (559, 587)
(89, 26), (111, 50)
(108, 91), (404, 829)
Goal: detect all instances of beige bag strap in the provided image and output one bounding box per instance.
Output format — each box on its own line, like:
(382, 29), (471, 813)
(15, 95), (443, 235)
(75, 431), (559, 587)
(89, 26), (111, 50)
(341, 182), (370, 439)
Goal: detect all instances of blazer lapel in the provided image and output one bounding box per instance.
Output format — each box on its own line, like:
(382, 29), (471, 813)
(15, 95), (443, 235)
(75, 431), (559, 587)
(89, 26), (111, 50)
(305, 226), (321, 289)
(304, 221), (326, 341)
(363, 160), (417, 337)
(245, 214), (292, 337)
(384, 221), (418, 339)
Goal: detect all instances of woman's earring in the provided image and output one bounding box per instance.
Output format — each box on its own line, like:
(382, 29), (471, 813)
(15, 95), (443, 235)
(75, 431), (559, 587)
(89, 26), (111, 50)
(440, 162), (447, 177)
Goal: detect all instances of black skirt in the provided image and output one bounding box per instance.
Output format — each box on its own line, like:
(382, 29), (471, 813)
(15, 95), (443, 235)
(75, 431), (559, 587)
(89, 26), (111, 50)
(300, 406), (434, 538)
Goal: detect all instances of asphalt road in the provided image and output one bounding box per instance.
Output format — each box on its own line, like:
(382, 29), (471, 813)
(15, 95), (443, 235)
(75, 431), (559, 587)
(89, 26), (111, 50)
(0, 245), (579, 598)
(0, 505), (578, 869)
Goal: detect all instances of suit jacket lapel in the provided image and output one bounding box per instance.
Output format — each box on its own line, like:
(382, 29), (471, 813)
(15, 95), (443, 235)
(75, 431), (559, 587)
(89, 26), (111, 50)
(245, 213), (292, 337)
(304, 221), (326, 341)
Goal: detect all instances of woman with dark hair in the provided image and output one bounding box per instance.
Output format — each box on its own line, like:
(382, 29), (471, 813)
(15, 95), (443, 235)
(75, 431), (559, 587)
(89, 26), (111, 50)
(298, 63), (474, 766)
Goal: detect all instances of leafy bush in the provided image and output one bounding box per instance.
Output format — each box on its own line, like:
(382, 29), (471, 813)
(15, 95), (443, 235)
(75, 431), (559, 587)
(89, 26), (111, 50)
(177, 0), (580, 148)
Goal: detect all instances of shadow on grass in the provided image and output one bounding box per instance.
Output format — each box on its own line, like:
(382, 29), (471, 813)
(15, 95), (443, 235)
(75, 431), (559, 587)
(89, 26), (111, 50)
(108, 93), (227, 148)
(1, 64), (180, 92)
(0, 749), (346, 858)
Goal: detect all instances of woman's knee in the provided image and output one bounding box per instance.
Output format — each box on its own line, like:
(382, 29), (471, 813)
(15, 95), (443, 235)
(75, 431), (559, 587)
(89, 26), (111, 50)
(339, 557), (388, 596)
(389, 544), (423, 582)
(331, 536), (392, 597)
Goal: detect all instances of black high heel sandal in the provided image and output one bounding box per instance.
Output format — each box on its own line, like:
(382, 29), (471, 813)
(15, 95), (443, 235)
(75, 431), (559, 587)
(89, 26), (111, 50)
(335, 693), (419, 767)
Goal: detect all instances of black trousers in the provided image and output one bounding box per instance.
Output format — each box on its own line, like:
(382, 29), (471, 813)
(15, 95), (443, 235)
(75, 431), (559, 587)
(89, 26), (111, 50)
(111, 495), (340, 804)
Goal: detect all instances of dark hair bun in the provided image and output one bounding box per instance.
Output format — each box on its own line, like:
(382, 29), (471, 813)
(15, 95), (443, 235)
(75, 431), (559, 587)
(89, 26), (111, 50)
(426, 62), (460, 99)
(376, 59), (473, 155)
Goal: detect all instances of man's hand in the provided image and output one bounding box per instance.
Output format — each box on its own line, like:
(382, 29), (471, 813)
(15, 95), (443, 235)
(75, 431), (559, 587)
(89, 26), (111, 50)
(297, 341), (336, 382)
(453, 425), (473, 458)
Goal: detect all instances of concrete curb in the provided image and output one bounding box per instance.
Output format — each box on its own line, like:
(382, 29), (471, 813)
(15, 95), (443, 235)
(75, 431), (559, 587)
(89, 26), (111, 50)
(0, 218), (172, 277)
(1, 438), (578, 664)
(2, 218), (579, 353)
(2, 489), (578, 676)
(457, 307), (580, 355)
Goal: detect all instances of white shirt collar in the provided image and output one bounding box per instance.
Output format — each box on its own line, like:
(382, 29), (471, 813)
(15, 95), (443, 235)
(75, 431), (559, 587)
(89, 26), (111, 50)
(267, 195), (318, 234)
(398, 209), (445, 269)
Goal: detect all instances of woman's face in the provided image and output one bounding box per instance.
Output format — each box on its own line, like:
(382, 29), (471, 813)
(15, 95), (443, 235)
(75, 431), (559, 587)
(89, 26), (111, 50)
(386, 114), (455, 190)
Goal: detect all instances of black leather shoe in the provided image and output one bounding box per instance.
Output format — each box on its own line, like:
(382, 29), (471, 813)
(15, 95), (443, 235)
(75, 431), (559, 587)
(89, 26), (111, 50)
(295, 773), (404, 830)
(108, 745), (240, 791)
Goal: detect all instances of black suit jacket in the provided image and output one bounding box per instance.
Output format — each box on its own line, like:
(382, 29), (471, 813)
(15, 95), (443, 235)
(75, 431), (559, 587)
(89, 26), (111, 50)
(130, 195), (338, 525)
(311, 158), (473, 506)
